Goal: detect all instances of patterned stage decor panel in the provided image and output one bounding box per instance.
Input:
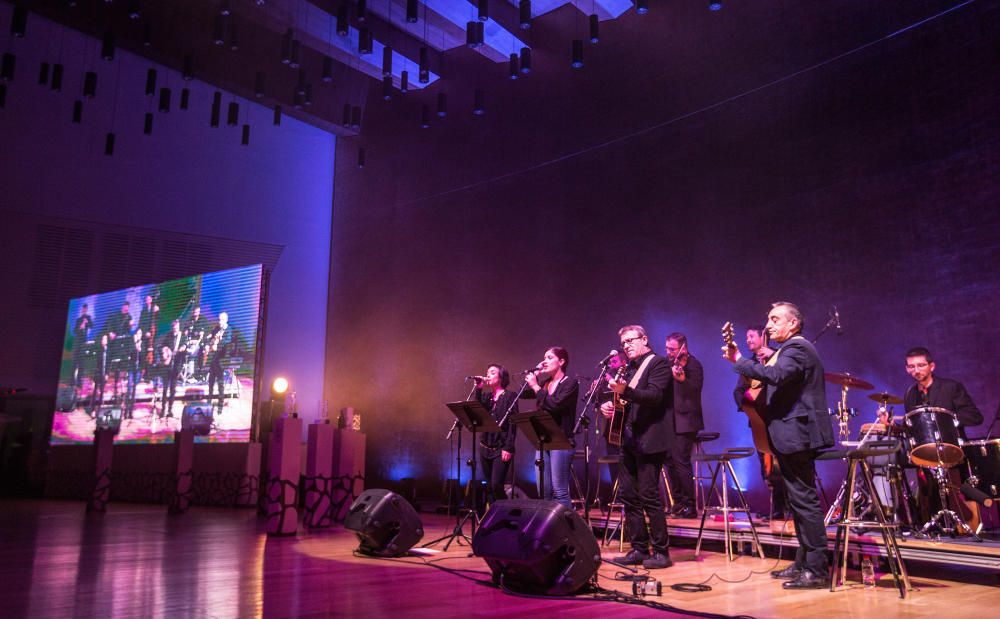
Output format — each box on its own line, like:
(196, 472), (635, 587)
(51, 264), (264, 446)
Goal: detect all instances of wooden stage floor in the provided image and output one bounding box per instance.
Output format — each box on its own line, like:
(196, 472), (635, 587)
(0, 499), (997, 618)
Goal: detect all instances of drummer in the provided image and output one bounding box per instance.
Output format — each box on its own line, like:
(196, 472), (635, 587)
(895, 346), (983, 523)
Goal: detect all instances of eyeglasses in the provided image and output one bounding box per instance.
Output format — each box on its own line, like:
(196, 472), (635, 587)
(621, 336), (644, 347)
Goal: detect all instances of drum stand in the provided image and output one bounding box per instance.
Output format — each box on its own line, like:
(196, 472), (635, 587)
(919, 465), (981, 541)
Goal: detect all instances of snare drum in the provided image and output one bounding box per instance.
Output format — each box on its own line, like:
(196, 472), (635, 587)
(962, 439), (1000, 498)
(903, 406), (963, 467)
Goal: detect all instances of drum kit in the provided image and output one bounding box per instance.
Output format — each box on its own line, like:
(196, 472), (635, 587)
(822, 371), (997, 539)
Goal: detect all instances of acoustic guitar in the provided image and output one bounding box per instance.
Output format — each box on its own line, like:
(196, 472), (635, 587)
(723, 322), (773, 455)
(605, 365), (628, 447)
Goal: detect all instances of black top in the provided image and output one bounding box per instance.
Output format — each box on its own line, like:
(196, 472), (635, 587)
(668, 353), (704, 434)
(732, 335), (833, 454)
(620, 351), (672, 454)
(527, 375), (579, 447)
(476, 387), (519, 456)
(904, 376), (982, 434)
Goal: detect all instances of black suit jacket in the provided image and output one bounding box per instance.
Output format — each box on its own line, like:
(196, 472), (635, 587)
(733, 335), (833, 455)
(620, 352), (672, 455)
(904, 376), (982, 436)
(668, 354), (704, 434)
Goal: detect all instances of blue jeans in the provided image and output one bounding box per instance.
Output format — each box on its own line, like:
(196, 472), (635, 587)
(537, 448), (573, 509)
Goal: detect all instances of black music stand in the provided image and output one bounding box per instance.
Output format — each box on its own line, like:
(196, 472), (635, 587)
(511, 410), (573, 500)
(424, 400), (499, 550)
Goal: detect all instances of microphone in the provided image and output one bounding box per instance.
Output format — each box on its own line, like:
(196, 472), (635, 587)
(598, 349), (619, 365)
(464, 375), (486, 382)
(833, 306), (843, 336)
(521, 363), (543, 375)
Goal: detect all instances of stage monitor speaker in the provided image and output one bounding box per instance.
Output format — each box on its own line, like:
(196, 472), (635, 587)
(344, 489), (424, 557)
(95, 407), (123, 434)
(471, 499), (601, 596)
(181, 402), (213, 436)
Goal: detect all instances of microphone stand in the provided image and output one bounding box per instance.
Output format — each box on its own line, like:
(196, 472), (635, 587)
(572, 357), (611, 526)
(985, 402), (1000, 441)
(442, 384), (476, 518)
(811, 313), (838, 344)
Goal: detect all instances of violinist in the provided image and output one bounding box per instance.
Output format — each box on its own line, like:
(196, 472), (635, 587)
(664, 332), (704, 518)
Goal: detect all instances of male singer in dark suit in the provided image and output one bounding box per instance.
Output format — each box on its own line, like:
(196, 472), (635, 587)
(724, 302), (833, 589)
(600, 325), (674, 569)
(664, 332), (704, 518)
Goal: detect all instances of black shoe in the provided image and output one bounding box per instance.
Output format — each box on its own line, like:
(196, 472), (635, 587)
(613, 549), (650, 565)
(771, 564), (802, 580)
(672, 506), (697, 519)
(771, 511), (788, 520)
(642, 552), (673, 569)
(782, 570), (830, 589)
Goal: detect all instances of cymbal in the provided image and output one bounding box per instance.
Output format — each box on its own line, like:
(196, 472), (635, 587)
(823, 372), (874, 390)
(867, 391), (903, 405)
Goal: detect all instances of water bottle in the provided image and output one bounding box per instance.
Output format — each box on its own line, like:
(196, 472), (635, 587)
(861, 555), (876, 588)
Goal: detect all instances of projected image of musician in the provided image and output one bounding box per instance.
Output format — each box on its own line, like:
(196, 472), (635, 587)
(105, 301), (134, 406)
(183, 306), (209, 382)
(157, 320), (186, 419)
(71, 303), (93, 391)
(473, 365), (518, 510)
(207, 311), (237, 416)
(137, 293), (160, 380)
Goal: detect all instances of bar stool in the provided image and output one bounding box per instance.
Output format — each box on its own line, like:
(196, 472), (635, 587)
(693, 447), (764, 561)
(820, 440), (911, 598)
(693, 431), (720, 513)
(597, 454), (625, 550)
(569, 449), (589, 517)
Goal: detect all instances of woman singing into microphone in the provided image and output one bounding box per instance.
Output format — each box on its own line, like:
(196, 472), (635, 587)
(474, 365), (519, 510)
(524, 347), (579, 510)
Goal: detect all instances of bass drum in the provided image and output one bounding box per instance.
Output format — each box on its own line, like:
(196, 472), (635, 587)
(962, 439), (1000, 499)
(903, 406), (963, 467)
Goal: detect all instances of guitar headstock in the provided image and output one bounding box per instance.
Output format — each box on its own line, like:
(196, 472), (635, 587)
(721, 321), (736, 350)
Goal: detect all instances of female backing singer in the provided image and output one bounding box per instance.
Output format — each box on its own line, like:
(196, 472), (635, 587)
(524, 347), (579, 510)
(474, 364), (519, 509)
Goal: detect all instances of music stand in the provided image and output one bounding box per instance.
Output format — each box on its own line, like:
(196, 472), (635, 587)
(424, 400), (499, 550)
(511, 410), (573, 500)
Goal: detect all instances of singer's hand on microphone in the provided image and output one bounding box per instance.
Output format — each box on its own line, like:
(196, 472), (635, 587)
(525, 372), (540, 391)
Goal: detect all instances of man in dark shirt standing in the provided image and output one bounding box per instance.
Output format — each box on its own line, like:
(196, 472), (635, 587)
(724, 302), (833, 589)
(72, 304), (93, 390)
(600, 325), (673, 569)
(663, 332), (703, 519)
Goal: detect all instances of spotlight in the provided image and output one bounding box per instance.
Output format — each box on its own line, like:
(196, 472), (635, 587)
(101, 30), (115, 61)
(304, 83), (312, 106)
(145, 68), (157, 96)
(382, 46), (392, 76)
(290, 40), (301, 68)
(322, 56), (333, 83)
(351, 105), (361, 129)
(357, 0), (367, 23)
(242, 124), (250, 146)
(180, 88), (190, 110)
(11, 4), (28, 38)
(72, 100), (83, 123)
(273, 104), (281, 125)
(271, 377), (289, 398)
(293, 92), (303, 109)
(406, 0), (418, 23)
(418, 47), (429, 83)
(104, 132), (115, 156)
(254, 71), (265, 98)
(519, 47), (531, 74)
(420, 104), (430, 128)
(51, 63), (64, 91)
(400, 70), (408, 93)
(82, 71), (97, 98)
(381, 76), (392, 101)
(436, 92), (447, 117)
(359, 28), (372, 55)
(281, 28), (293, 64)
(519, 0), (531, 29)
(1, 53), (14, 82)
(472, 89), (484, 116)
(220, 0), (231, 16)
(296, 68), (307, 96)
(183, 54), (194, 80)
(38, 62), (50, 86)
(213, 15), (226, 46)
(142, 23), (152, 47)
(635, 0), (648, 14)
(508, 53), (519, 79)
(357, 147), (366, 168)
(229, 20), (239, 51)
(128, 0), (141, 20)
(0, 84), (5, 108)
(709, 0), (722, 9)
(465, 22), (476, 48)
(158, 87), (170, 112)
(210, 91), (221, 126)
(337, 5), (349, 36)
(342, 103), (351, 127)
(571, 39), (583, 68)
(589, 14), (599, 43)
(143, 112), (153, 135)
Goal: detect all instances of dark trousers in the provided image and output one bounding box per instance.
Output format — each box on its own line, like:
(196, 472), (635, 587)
(480, 454), (511, 507)
(758, 451), (788, 514)
(665, 431), (696, 509)
(620, 448), (669, 554)
(777, 449), (828, 576)
(208, 361), (225, 412)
